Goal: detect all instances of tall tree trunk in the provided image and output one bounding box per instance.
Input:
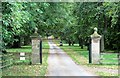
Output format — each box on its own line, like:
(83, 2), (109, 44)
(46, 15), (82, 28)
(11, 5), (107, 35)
(100, 35), (104, 52)
(78, 37), (83, 49)
(68, 40), (71, 46)
(103, 14), (107, 50)
(24, 36), (31, 45)
(12, 35), (21, 48)
(80, 38), (84, 49)
(72, 41), (74, 46)
(81, 44), (83, 49)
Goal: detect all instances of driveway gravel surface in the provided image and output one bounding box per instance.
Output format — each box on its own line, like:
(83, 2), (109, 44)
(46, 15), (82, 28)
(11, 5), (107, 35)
(46, 40), (97, 77)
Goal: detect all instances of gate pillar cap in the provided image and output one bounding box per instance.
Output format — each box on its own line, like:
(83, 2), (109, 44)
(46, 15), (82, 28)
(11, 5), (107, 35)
(30, 27), (41, 40)
(91, 27), (101, 38)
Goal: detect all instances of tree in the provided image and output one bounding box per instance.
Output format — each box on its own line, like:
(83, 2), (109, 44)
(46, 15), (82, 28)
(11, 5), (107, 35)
(2, 2), (120, 51)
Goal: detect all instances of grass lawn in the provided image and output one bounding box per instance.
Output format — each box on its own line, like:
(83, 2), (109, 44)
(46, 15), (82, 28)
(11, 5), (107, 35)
(6, 45), (32, 53)
(2, 40), (49, 76)
(53, 39), (119, 76)
(100, 53), (118, 64)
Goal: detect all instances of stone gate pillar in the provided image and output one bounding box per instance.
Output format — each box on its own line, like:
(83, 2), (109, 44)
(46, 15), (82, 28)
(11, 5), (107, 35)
(30, 27), (41, 64)
(91, 27), (101, 64)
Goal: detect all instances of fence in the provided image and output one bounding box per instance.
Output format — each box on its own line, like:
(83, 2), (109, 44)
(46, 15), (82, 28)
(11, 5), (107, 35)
(100, 52), (119, 65)
(0, 52), (31, 69)
(12, 52), (31, 65)
(0, 53), (13, 69)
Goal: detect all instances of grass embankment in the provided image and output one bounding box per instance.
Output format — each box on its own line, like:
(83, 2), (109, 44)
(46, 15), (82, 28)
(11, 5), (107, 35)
(2, 40), (49, 76)
(53, 39), (118, 76)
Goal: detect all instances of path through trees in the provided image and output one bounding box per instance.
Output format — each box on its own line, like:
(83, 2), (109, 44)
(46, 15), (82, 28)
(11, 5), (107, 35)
(46, 40), (96, 76)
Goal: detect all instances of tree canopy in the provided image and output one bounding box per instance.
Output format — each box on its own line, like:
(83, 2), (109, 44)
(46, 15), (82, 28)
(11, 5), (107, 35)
(2, 2), (120, 51)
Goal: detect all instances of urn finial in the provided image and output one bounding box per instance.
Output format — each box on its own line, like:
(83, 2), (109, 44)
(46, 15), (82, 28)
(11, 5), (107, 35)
(35, 27), (38, 33)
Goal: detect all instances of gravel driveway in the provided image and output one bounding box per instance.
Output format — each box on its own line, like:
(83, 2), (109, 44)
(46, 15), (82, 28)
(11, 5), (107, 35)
(46, 40), (97, 76)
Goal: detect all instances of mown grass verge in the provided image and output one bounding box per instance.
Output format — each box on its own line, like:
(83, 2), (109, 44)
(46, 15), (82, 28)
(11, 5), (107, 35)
(53, 39), (118, 76)
(2, 40), (49, 76)
(6, 45), (32, 53)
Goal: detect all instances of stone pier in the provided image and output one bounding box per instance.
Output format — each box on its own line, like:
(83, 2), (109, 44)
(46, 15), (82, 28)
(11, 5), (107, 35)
(91, 27), (101, 64)
(30, 27), (41, 64)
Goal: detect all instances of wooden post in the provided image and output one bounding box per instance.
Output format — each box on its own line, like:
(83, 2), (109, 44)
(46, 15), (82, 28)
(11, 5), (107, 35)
(40, 41), (42, 64)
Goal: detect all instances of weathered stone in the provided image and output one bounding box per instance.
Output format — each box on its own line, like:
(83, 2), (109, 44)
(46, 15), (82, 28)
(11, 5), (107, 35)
(30, 27), (41, 64)
(100, 35), (104, 52)
(91, 27), (101, 64)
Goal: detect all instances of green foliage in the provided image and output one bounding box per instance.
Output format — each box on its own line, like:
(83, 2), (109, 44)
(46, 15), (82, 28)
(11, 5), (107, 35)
(2, 2), (120, 50)
(60, 2), (120, 50)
